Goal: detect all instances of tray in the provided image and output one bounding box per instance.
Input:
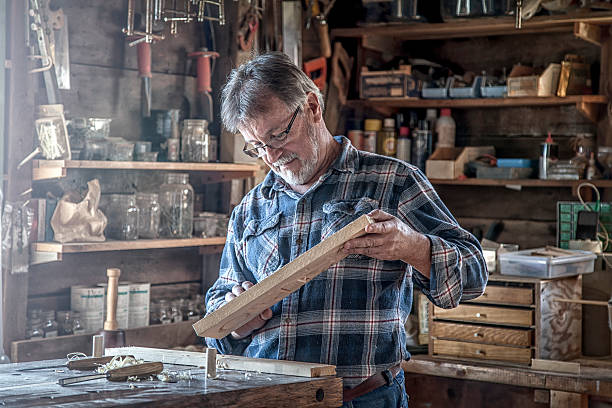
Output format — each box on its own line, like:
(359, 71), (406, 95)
(498, 248), (596, 278)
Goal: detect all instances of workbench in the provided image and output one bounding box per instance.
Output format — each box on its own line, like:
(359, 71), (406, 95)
(0, 359), (342, 407)
(403, 355), (612, 407)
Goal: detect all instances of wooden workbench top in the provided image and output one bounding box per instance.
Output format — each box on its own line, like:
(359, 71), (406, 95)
(0, 359), (342, 407)
(403, 355), (612, 398)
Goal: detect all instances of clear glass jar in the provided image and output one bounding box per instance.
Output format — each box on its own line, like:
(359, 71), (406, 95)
(72, 311), (85, 335)
(159, 173), (194, 238)
(158, 300), (172, 324)
(57, 310), (73, 336)
(186, 300), (199, 321)
(136, 192), (161, 239)
(106, 194), (139, 240)
(29, 318), (44, 339)
(181, 119), (210, 162)
(171, 300), (184, 323)
(43, 311), (58, 338)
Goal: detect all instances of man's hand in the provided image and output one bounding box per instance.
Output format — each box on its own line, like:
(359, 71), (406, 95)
(342, 209), (432, 277)
(225, 281), (273, 339)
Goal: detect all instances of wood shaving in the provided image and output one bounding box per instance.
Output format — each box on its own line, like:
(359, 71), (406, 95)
(96, 355), (144, 374)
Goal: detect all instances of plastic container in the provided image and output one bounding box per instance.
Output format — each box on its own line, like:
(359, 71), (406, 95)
(449, 76), (483, 98)
(159, 173), (194, 238)
(435, 109), (456, 148)
(481, 84), (507, 98)
(67, 118), (112, 150)
(441, 0), (505, 19)
(81, 138), (109, 160)
(108, 140), (135, 161)
(135, 151), (159, 162)
(134, 141), (152, 155)
(396, 126), (411, 163)
(363, 119), (382, 153)
(421, 78), (452, 99)
(498, 248), (596, 278)
(136, 192), (161, 239)
(193, 212), (229, 238)
(496, 159), (537, 168)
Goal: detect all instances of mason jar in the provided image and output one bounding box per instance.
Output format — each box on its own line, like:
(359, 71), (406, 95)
(159, 173), (194, 238)
(136, 192), (161, 239)
(43, 310), (58, 338)
(106, 194), (139, 240)
(181, 119), (210, 162)
(57, 310), (73, 336)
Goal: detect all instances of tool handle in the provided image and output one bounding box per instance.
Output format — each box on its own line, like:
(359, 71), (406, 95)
(67, 356), (114, 371)
(58, 373), (107, 386)
(553, 297), (608, 307)
(196, 56), (212, 93)
(104, 268), (121, 331)
(107, 362), (164, 381)
(137, 42), (152, 78)
(315, 18), (331, 59)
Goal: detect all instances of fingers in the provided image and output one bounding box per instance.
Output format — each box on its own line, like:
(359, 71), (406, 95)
(367, 209), (394, 221)
(365, 219), (395, 234)
(232, 285), (245, 296)
(344, 236), (384, 250)
(226, 281), (272, 339)
(259, 308), (273, 320)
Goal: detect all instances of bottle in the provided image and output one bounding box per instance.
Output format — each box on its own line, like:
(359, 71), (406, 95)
(57, 310), (73, 336)
(72, 311), (85, 335)
(377, 118), (398, 157)
(436, 108), (456, 148)
(396, 126), (411, 163)
(539, 133), (559, 180)
(159, 173), (194, 238)
(425, 109), (437, 154)
(412, 121), (429, 172)
(586, 152), (600, 180)
(363, 119), (382, 153)
(42, 310), (58, 338)
(346, 118), (363, 150)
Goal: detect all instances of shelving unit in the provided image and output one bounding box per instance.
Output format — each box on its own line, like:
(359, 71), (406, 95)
(32, 160), (260, 181)
(429, 178), (612, 188)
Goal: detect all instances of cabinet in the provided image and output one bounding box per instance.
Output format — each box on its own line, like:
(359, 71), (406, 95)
(429, 274), (582, 365)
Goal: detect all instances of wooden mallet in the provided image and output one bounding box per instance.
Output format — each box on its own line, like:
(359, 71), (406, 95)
(100, 268), (125, 349)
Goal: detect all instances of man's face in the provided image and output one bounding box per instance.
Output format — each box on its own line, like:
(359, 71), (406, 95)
(238, 98), (320, 186)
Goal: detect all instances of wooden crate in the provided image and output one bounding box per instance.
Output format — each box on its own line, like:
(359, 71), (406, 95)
(429, 274), (582, 365)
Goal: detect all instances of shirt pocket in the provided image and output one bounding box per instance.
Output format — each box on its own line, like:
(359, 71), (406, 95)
(239, 212), (282, 281)
(321, 197), (378, 241)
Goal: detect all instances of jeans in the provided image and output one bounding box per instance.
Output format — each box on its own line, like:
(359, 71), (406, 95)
(342, 369), (409, 408)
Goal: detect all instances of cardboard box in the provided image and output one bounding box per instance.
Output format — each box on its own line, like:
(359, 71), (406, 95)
(507, 63), (561, 97)
(425, 146), (495, 179)
(360, 68), (420, 99)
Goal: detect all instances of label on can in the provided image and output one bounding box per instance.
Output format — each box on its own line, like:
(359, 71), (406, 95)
(363, 131), (377, 153)
(383, 137), (397, 156)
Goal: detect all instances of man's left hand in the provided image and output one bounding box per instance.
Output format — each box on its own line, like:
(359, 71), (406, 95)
(342, 209), (432, 277)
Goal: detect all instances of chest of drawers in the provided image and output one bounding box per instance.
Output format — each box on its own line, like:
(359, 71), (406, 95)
(429, 274), (582, 365)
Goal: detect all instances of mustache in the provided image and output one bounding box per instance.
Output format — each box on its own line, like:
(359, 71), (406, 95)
(273, 153), (298, 167)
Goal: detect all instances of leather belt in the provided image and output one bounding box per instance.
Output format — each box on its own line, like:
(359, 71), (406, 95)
(342, 363), (402, 403)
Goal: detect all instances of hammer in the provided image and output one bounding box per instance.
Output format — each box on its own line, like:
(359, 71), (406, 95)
(100, 268), (126, 349)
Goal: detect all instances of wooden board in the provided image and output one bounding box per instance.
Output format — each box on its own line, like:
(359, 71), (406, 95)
(431, 321), (532, 347)
(106, 347), (217, 378)
(468, 285), (534, 306)
(216, 355), (336, 378)
(433, 304), (534, 326)
(193, 215), (374, 338)
(432, 339), (533, 364)
(32, 237), (226, 254)
(531, 359), (581, 375)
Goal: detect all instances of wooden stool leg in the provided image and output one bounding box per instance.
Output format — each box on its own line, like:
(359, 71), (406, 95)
(550, 391), (587, 408)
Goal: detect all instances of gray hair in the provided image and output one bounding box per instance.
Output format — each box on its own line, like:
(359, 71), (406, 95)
(220, 52), (324, 133)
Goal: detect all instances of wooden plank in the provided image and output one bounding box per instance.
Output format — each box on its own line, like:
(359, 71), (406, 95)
(34, 160), (259, 173)
(193, 215), (374, 338)
(531, 359), (581, 374)
(574, 22), (603, 46)
(433, 304), (534, 326)
(468, 286), (534, 306)
(216, 355), (337, 378)
(332, 12), (612, 40)
(550, 390), (588, 408)
(348, 95), (607, 110)
(11, 321), (196, 362)
(431, 321), (532, 347)
(430, 178), (612, 188)
(105, 346), (217, 378)
(32, 237), (226, 254)
(432, 339), (533, 364)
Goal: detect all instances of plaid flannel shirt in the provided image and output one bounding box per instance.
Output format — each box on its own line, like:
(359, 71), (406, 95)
(205, 136), (487, 387)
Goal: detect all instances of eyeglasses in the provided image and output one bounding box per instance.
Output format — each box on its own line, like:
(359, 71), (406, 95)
(242, 107), (301, 158)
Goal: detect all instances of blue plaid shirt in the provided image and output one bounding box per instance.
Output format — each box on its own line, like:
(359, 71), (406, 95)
(205, 136), (487, 386)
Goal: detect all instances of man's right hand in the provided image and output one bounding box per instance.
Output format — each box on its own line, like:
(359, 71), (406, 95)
(225, 281), (273, 339)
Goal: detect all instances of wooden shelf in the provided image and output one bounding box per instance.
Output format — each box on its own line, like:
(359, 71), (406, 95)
(430, 178), (612, 188)
(11, 321), (196, 363)
(32, 160), (260, 181)
(332, 11), (612, 41)
(32, 237), (226, 254)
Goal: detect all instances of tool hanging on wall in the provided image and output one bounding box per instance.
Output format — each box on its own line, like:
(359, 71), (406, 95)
(188, 49), (219, 122)
(305, 0), (335, 59)
(237, 5), (261, 52)
(28, 0), (59, 103)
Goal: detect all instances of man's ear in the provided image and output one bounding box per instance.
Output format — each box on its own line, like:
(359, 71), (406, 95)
(306, 92), (322, 124)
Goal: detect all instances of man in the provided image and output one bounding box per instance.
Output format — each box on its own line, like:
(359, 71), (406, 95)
(205, 52), (488, 407)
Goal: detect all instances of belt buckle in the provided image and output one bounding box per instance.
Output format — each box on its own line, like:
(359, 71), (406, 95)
(381, 369), (393, 386)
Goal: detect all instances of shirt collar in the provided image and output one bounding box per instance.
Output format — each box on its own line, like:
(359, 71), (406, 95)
(260, 136), (359, 199)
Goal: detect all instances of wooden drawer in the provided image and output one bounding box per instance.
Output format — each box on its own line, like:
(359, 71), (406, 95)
(431, 321), (532, 347)
(433, 339), (532, 364)
(433, 304), (533, 326)
(470, 285), (533, 306)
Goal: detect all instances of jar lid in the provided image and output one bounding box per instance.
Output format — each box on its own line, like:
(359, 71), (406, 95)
(364, 119), (382, 131)
(164, 173), (190, 183)
(383, 118), (395, 129)
(183, 119), (209, 127)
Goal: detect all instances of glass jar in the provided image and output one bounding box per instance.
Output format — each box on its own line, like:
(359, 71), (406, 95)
(158, 300), (172, 324)
(57, 310), (73, 336)
(136, 192), (161, 239)
(72, 311), (85, 335)
(159, 173), (194, 238)
(181, 119), (210, 162)
(43, 311), (58, 338)
(106, 194), (139, 240)
(29, 318), (44, 339)
(171, 299), (184, 323)
(186, 300), (199, 321)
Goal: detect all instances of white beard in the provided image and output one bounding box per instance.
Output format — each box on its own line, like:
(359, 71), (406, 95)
(271, 127), (320, 185)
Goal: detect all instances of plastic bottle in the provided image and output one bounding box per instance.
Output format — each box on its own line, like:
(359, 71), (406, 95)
(363, 119), (382, 153)
(412, 121), (429, 171)
(377, 118), (398, 157)
(396, 126), (411, 163)
(436, 108), (456, 148)
(425, 109), (437, 154)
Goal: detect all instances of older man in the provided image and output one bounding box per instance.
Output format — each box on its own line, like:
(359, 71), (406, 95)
(205, 52), (488, 407)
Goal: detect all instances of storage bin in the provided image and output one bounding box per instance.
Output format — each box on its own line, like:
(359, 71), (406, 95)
(449, 76), (483, 98)
(421, 77), (452, 99)
(498, 248), (596, 278)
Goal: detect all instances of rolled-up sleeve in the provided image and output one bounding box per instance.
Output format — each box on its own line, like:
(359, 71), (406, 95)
(204, 211), (254, 355)
(397, 168), (488, 309)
